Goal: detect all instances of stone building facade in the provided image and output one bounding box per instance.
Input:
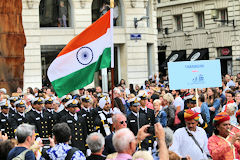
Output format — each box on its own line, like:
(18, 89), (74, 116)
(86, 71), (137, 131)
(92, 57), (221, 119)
(21, 0), (158, 91)
(157, 0), (240, 76)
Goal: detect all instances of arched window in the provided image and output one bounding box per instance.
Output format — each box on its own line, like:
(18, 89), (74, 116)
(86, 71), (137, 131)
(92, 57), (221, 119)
(91, 0), (122, 26)
(39, 0), (71, 27)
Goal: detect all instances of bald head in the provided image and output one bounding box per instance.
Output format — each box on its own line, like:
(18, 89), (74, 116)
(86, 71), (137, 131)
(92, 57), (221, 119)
(112, 128), (135, 154)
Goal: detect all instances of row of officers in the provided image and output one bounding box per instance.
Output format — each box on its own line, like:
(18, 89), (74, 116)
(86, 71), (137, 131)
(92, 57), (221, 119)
(0, 93), (156, 154)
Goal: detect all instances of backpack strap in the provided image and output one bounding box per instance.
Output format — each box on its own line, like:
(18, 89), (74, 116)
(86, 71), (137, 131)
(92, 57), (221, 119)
(13, 149), (30, 160)
(41, 148), (51, 160)
(185, 127), (203, 153)
(65, 147), (79, 160)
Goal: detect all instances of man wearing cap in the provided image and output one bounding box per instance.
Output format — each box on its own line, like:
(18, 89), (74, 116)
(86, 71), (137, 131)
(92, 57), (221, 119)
(25, 97), (50, 138)
(127, 97), (151, 150)
(57, 95), (72, 121)
(138, 91), (155, 125)
(176, 96), (210, 134)
(0, 99), (15, 139)
(208, 112), (240, 160)
(60, 99), (87, 153)
(11, 99), (27, 129)
(127, 97), (148, 136)
(80, 95), (96, 135)
(188, 96), (210, 134)
(95, 96), (113, 137)
(138, 91), (155, 150)
(44, 97), (57, 136)
(169, 109), (210, 160)
(8, 96), (18, 115)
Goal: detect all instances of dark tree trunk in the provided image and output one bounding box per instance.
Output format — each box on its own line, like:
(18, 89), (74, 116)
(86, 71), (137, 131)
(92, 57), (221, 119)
(0, 0), (26, 95)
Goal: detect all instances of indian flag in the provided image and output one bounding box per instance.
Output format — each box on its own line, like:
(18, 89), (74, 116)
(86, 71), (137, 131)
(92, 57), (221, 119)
(47, 9), (113, 97)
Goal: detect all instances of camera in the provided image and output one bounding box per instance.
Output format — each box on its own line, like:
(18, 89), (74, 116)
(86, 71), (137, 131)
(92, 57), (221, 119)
(42, 138), (50, 146)
(147, 126), (155, 135)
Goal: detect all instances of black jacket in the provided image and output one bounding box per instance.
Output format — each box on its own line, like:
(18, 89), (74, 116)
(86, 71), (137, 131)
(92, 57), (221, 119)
(139, 107), (155, 125)
(102, 133), (115, 156)
(0, 113), (15, 139)
(80, 108), (97, 135)
(25, 110), (51, 138)
(127, 112), (148, 136)
(86, 154), (106, 160)
(44, 109), (58, 136)
(95, 111), (112, 137)
(60, 113), (87, 152)
(10, 112), (27, 129)
(127, 111), (154, 150)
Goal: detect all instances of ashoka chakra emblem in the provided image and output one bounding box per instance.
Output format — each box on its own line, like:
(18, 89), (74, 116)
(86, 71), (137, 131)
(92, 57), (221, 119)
(76, 47), (93, 65)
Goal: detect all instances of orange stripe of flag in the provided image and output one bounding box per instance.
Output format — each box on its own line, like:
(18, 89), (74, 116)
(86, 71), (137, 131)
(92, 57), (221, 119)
(57, 10), (111, 57)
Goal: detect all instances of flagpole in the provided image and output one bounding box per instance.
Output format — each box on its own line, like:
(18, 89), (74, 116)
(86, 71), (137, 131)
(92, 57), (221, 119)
(110, 0), (114, 110)
(110, 0), (114, 8)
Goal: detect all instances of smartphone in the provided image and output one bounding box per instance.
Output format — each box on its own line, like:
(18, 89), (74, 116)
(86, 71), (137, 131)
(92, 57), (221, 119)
(181, 158), (187, 160)
(42, 138), (50, 146)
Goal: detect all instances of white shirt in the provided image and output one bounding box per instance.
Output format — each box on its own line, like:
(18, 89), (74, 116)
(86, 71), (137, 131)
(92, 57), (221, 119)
(140, 106), (147, 113)
(82, 107), (90, 112)
(173, 96), (184, 111)
(18, 112), (25, 118)
(35, 110), (43, 117)
(113, 5), (119, 19)
(227, 80), (235, 87)
(112, 107), (121, 114)
(69, 112), (78, 121)
(169, 126), (209, 160)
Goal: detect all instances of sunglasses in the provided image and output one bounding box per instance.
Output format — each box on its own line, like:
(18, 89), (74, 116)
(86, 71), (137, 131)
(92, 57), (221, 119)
(132, 105), (139, 107)
(120, 121), (127, 124)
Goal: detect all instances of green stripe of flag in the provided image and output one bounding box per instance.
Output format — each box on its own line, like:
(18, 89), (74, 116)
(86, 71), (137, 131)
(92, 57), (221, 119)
(52, 48), (111, 97)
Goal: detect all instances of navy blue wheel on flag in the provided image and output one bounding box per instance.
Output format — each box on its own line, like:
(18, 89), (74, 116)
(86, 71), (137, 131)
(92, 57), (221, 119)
(76, 46), (94, 65)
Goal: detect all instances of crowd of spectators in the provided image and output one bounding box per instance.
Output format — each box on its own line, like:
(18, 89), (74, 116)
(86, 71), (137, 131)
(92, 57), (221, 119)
(1, 73), (240, 159)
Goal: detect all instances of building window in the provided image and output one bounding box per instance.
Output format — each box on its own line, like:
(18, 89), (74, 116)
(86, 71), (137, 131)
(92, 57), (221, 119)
(157, 17), (162, 33)
(174, 15), (183, 31)
(41, 45), (65, 86)
(220, 9), (228, 26)
(92, 0), (122, 26)
(196, 12), (205, 28)
(39, 0), (71, 27)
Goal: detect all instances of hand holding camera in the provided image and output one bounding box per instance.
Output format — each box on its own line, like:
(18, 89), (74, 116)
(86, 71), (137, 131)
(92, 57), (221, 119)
(136, 124), (151, 143)
(154, 122), (165, 141)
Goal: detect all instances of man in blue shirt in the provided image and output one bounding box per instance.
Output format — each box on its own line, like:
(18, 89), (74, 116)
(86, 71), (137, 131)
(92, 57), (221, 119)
(7, 123), (36, 160)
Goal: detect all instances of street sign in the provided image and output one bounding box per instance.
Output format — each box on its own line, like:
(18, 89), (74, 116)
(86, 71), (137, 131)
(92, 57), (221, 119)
(168, 60), (222, 90)
(130, 34), (141, 40)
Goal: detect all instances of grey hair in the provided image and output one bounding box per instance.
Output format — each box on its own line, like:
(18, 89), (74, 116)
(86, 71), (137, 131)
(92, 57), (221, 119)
(113, 128), (135, 152)
(133, 150), (153, 160)
(226, 103), (237, 112)
(86, 132), (105, 153)
(112, 113), (126, 124)
(164, 127), (173, 148)
(114, 87), (121, 94)
(163, 93), (174, 104)
(15, 123), (35, 143)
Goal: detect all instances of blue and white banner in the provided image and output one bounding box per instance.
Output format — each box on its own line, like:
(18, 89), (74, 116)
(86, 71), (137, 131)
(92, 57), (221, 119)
(168, 60), (222, 90)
